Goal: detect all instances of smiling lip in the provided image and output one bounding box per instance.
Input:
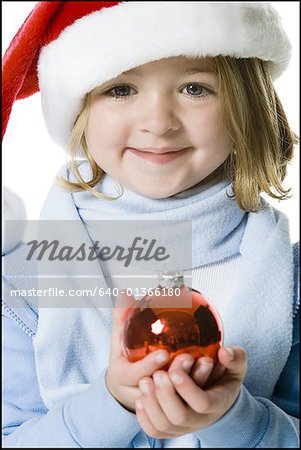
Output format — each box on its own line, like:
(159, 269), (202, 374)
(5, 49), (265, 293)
(127, 147), (191, 164)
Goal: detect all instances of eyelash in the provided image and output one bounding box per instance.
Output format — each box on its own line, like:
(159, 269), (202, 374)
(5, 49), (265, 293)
(103, 83), (214, 101)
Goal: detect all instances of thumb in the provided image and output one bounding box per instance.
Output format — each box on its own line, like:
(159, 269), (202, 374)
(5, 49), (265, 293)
(218, 345), (247, 380)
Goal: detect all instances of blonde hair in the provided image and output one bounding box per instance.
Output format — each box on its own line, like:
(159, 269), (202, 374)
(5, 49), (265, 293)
(214, 56), (298, 211)
(57, 93), (123, 200)
(58, 56), (298, 211)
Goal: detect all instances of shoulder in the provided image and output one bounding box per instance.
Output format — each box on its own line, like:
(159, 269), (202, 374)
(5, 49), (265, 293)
(56, 160), (89, 181)
(256, 198), (292, 231)
(39, 162), (87, 220)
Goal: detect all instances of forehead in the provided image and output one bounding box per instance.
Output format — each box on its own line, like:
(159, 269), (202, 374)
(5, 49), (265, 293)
(119, 56), (216, 77)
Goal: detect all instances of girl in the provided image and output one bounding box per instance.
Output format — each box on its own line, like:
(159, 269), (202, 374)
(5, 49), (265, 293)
(2, 2), (299, 448)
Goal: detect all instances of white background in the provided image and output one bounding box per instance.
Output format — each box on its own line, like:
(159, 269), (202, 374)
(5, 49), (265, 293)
(2, 2), (300, 242)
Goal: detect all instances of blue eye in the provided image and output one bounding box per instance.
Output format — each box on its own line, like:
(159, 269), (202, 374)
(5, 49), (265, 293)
(106, 85), (135, 99)
(182, 84), (211, 97)
(103, 83), (213, 100)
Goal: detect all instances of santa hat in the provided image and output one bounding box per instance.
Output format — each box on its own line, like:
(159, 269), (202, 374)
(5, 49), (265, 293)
(2, 1), (291, 149)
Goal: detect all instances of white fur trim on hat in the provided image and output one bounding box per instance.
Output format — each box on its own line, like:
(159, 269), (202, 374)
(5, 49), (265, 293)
(38, 2), (291, 149)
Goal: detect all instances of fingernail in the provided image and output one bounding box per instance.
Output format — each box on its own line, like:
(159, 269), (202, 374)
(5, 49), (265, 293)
(182, 359), (194, 371)
(199, 361), (213, 374)
(139, 381), (150, 393)
(170, 373), (183, 384)
(155, 351), (169, 363)
(153, 372), (163, 385)
(225, 347), (234, 360)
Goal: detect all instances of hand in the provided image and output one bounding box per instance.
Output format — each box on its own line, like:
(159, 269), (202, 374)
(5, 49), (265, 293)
(135, 346), (247, 439)
(105, 292), (170, 412)
(168, 353), (222, 388)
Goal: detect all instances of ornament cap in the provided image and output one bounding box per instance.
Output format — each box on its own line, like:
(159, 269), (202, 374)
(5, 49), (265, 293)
(158, 271), (184, 289)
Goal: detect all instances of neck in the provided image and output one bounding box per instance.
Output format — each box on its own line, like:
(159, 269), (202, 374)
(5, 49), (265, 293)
(173, 164), (226, 199)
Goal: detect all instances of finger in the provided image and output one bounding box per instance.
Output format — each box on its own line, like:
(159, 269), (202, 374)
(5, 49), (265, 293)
(207, 359), (226, 385)
(138, 377), (180, 436)
(191, 357), (214, 387)
(217, 346), (247, 380)
(170, 348), (247, 415)
(194, 358), (226, 389)
(168, 353), (195, 374)
(135, 398), (178, 439)
(169, 370), (212, 414)
(153, 370), (191, 427)
(126, 349), (170, 384)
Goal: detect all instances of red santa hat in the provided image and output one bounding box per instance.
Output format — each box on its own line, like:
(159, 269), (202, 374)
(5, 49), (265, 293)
(2, 1), (292, 149)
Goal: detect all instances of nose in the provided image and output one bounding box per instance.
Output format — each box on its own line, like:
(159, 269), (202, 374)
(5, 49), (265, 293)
(138, 95), (182, 136)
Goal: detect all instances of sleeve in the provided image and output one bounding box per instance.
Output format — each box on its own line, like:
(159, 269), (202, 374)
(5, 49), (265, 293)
(271, 308), (299, 418)
(2, 313), (142, 448)
(195, 242), (300, 448)
(195, 317), (299, 448)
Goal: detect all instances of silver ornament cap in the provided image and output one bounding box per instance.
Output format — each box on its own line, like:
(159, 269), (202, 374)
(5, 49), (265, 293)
(158, 271), (184, 288)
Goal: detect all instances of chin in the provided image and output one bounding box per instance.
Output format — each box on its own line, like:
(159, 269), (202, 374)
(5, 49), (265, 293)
(138, 187), (182, 199)
(128, 183), (173, 199)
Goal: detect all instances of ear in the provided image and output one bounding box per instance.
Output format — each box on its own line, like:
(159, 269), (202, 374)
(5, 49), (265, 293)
(2, 187), (27, 255)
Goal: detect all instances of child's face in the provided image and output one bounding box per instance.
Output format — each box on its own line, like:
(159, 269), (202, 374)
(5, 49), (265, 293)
(85, 56), (232, 198)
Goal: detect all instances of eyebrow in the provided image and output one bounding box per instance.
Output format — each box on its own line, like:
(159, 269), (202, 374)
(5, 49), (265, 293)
(177, 68), (214, 76)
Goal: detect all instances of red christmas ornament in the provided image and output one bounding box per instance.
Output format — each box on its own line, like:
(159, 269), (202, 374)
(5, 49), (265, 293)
(123, 272), (223, 368)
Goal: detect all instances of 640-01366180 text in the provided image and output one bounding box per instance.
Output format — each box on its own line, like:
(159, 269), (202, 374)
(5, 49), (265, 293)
(9, 287), (182, 298)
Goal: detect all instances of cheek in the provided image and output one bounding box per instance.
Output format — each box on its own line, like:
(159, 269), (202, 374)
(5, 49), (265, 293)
(85, 105), (109, 143)
(85, 105), (127, 156)
(190, 110), (230, 153)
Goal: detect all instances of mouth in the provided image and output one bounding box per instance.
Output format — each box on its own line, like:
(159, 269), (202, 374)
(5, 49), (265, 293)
(126, 147), (191, 165)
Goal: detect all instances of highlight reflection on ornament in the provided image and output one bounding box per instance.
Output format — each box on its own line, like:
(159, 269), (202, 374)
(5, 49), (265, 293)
(123, 272), (223, 368)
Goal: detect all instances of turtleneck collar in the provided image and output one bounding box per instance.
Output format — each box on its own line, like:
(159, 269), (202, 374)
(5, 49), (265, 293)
(72, 162), (247, 268)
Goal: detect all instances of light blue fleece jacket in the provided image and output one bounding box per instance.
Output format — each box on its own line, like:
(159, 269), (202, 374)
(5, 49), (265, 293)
(2, 169), (300, 447)
(2, 241), (299, 448)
